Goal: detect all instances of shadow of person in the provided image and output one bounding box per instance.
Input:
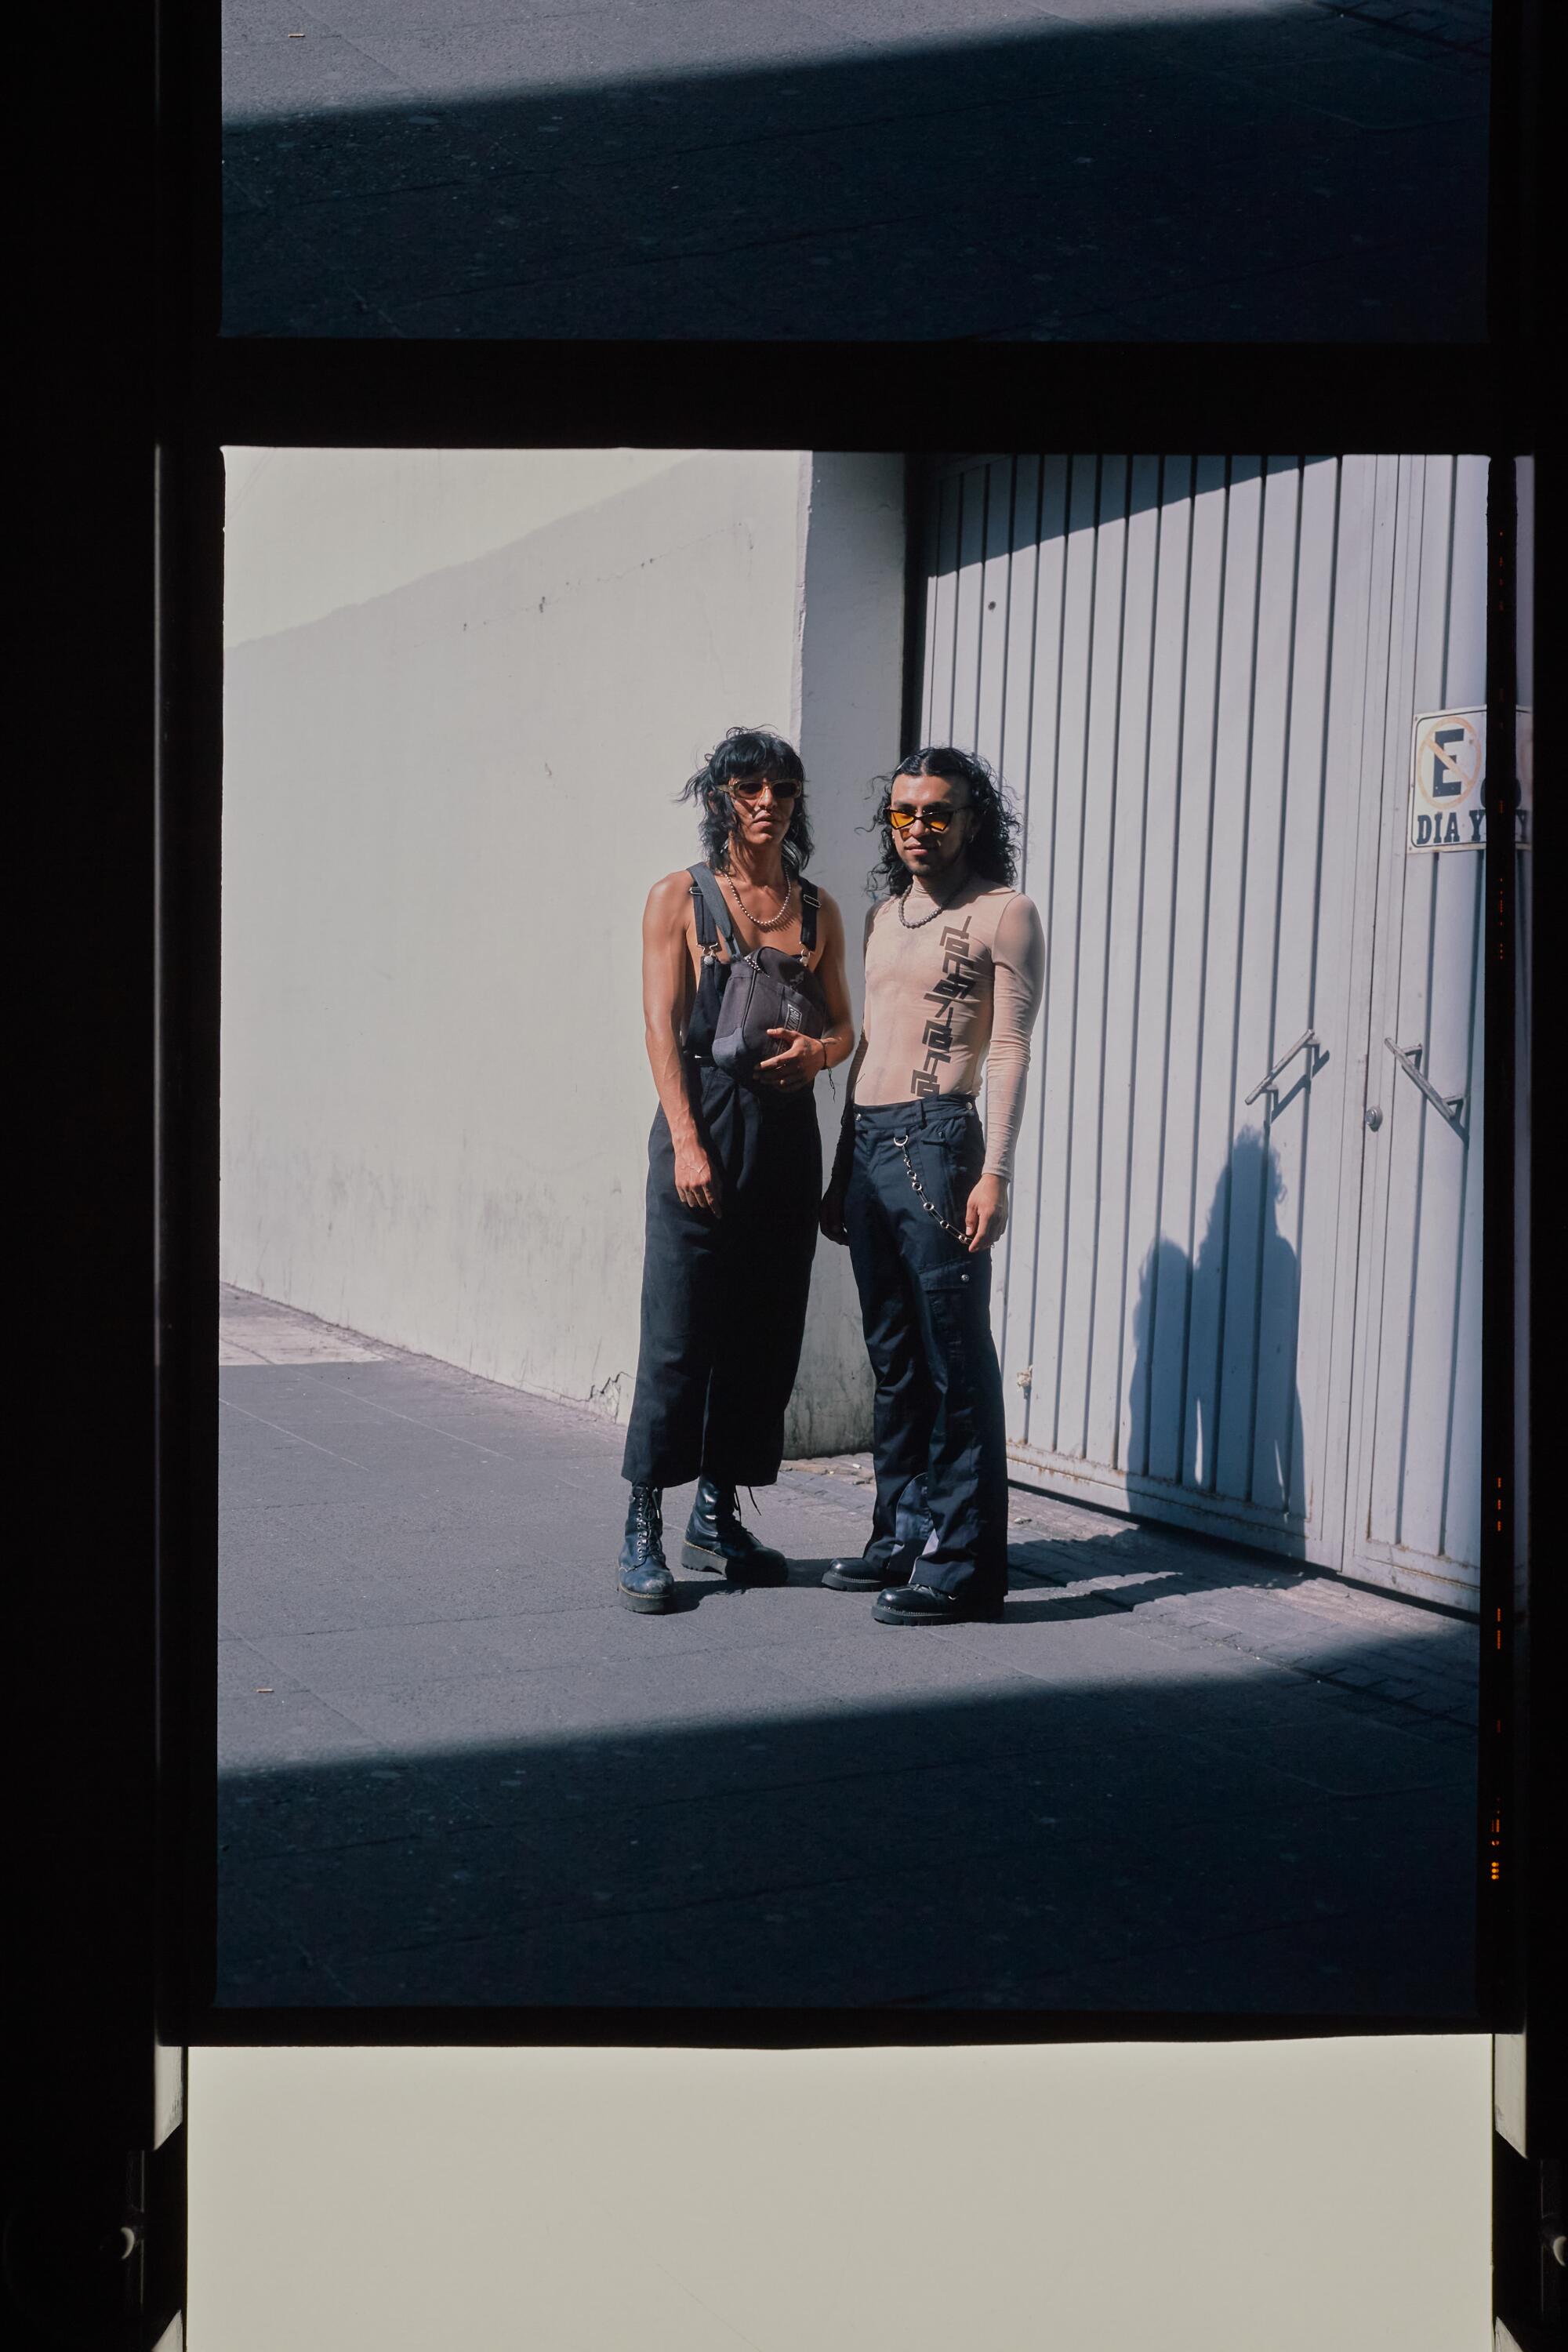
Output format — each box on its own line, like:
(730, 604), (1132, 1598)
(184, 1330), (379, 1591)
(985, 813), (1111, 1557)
(1127, 1234), (1192, 1494)
(1123, 1128), (1306, 1566)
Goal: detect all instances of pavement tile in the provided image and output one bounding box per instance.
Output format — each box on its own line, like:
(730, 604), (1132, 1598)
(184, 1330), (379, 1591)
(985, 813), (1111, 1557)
(218, 1685), (388, 1771)
(1052, 216), (1486, 340)
(1189, 1686), (1475, 1795)
(299, 0), (628, 31)
(1022, 1897), (1475, 2016)
(552, 128), (997, 266)
(277, 169), (637, 302)
(219, 1755), (492, 1858)
(216, 1881), (359, 2006)
(223, 27), (416, 117)
(222, 274), (403, 336)
(321, 1860), (1122, 2009)
(766, 1626), (1042, 1706)
(345, 5), (864, 99)
(217, 1635), (305, 1698)
(506, 1778), (879, 1919)
(307, 1650), (830, 1752)
(246, 1599), (684, 1694)
(223, 1824), (584, 1962)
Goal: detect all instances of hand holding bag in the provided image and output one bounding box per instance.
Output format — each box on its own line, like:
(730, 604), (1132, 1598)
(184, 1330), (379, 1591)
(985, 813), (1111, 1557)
(688, 864), (826, 1089)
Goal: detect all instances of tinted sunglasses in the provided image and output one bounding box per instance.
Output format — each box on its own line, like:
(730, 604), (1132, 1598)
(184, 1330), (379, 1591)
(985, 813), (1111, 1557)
(888, 804), (964, 834)
(728, 775), (803, 802)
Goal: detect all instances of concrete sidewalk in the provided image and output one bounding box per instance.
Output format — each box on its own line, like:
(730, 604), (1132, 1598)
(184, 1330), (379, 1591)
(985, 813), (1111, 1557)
(218, 1283), (1477, 2012)
(221, 0), (1491, 339)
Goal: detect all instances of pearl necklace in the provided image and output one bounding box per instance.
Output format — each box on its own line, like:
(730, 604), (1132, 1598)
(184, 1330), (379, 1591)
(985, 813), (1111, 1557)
(724, 869), (793, 932)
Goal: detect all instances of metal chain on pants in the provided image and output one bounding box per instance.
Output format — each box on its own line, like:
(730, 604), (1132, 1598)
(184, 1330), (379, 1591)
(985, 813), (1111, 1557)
(891, 1132), (970, 1243)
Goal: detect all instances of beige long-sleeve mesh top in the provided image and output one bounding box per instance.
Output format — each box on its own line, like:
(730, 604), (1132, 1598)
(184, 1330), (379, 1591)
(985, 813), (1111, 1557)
(854, 877), (1046, 1178)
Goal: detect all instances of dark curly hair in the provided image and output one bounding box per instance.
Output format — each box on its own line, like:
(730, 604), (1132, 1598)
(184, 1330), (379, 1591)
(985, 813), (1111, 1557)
(680, 726), (814, 876)
(868, 746), (1020, 898)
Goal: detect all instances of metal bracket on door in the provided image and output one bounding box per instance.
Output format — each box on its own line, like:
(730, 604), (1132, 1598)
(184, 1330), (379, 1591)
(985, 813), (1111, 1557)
(1244, 1028), (1319, 1109)
(1383, 1038), (1466, 1134)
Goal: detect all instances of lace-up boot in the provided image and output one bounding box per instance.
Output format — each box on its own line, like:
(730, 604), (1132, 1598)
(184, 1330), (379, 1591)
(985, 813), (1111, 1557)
(681, 1479), (787, 1582)
(617, 1484), (674, 1613)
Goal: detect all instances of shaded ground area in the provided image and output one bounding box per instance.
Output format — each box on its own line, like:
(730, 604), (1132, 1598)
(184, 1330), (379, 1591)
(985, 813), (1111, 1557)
(218, 1285), (1477, 2012)
(221, 0), (1490, 339)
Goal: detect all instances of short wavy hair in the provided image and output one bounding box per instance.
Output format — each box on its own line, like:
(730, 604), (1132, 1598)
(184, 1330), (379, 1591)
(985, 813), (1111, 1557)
(869, 746), (1020, 898)
(680, 726), (814, 876)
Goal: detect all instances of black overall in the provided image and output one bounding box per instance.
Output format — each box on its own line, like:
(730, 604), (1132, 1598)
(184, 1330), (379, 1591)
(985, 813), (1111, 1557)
(620, 868), (826, 1492)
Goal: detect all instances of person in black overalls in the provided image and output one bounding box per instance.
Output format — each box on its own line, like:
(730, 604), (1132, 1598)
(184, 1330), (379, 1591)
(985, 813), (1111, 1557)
(618, 728), (854, 1613)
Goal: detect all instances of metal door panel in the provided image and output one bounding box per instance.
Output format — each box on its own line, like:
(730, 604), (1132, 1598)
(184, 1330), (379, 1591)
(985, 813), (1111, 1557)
(1252, 453), (1346, 1519)
(1143, 457), (1230, 1496)
(924, 469), (964, 739)
(996, 456), (1045, 797)
(1057, 458), (1131, 1461)
(975, 461), (1014, 766)
(1087, 456), (1163, 1475)
(950, 466), (988, 746)
(1214, 457), (1305, 1508)
(1182, 457), (1264, 1498)
(997, 456), (1069, 1446)
(1118, 463), (1196, 1484)
(1029, 457), (1102, 1454)
(1347, 455), (1488, 1602)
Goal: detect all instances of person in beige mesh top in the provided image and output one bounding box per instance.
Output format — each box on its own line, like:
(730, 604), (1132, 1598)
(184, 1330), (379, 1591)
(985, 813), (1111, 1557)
(820, 748), (1045, 1624)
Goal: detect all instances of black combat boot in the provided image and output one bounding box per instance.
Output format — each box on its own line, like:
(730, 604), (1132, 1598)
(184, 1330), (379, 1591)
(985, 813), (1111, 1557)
(822, 1541), (917, 1592)
(823, 1474), (929, 1589)
(617, 1484), (675, 1613)
(681, 1479), (787, 1582)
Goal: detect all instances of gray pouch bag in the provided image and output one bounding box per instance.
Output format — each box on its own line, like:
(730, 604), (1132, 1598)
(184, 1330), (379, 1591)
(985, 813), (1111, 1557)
(689, 865), (825, 1089)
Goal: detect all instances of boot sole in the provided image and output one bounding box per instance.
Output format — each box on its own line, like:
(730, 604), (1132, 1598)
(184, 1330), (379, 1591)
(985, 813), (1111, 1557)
(619, 1584), (676, 1613)
(681, 1538), (731, 1573)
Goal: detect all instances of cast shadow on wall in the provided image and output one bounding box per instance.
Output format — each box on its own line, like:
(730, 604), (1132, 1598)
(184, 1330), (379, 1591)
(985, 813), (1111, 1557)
(1124, 1127), (1308, 1564)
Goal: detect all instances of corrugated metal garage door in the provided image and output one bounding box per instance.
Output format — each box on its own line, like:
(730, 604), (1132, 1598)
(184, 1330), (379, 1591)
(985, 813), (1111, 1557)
(915, 454), (1487, 1605)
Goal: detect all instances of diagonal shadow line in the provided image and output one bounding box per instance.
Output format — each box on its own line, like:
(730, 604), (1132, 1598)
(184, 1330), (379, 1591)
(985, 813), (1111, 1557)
(220, 4), (1490, 339)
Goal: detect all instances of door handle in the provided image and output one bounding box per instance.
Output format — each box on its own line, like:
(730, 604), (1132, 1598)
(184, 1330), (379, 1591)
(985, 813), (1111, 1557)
(1383, 1038), (1466, 1135)
(1244, 1027), (1319, 1109)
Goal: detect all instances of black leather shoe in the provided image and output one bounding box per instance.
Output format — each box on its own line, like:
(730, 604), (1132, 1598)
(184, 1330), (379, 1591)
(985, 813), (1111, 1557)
(822, 1544), (916, 1592)
(681, 1479), (787, 1581)
(618, 1484), (675, 1613)
(872, 1580), (1004, 1626)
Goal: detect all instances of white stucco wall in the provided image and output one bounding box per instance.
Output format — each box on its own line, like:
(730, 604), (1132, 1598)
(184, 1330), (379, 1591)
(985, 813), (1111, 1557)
(220, 447), (905, 1452)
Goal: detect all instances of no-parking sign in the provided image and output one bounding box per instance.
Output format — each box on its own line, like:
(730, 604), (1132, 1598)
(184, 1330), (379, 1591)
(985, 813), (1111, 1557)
(1408, 707), (1533, 851)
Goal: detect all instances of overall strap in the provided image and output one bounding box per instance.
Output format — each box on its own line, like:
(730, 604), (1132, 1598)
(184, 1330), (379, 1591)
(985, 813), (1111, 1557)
(688, 863), (743, 961)
(798, 876), (819, 954)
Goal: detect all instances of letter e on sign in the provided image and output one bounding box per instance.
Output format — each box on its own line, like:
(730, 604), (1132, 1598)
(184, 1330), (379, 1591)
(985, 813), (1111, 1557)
(1409, 709), (1485, 853)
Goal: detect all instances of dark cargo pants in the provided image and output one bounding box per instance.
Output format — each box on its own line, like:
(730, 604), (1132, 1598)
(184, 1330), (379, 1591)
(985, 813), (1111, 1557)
(844, 1091), (1010, 1607)
(621, 1061), (822, 1491)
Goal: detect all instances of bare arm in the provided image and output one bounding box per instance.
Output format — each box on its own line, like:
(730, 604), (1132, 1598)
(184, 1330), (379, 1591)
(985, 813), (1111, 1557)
(641, 871), (721, 1215)
(964, 891), (1046, 1253)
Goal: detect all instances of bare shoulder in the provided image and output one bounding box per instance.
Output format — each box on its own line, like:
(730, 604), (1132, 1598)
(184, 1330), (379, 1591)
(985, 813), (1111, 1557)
(811, 884), (847, 938)
(645, 869), (697, 926)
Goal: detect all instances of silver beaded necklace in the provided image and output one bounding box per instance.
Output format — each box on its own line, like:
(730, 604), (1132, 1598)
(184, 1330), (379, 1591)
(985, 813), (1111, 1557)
(897, 876), (959, 930)
(723, 869), (793, 931)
